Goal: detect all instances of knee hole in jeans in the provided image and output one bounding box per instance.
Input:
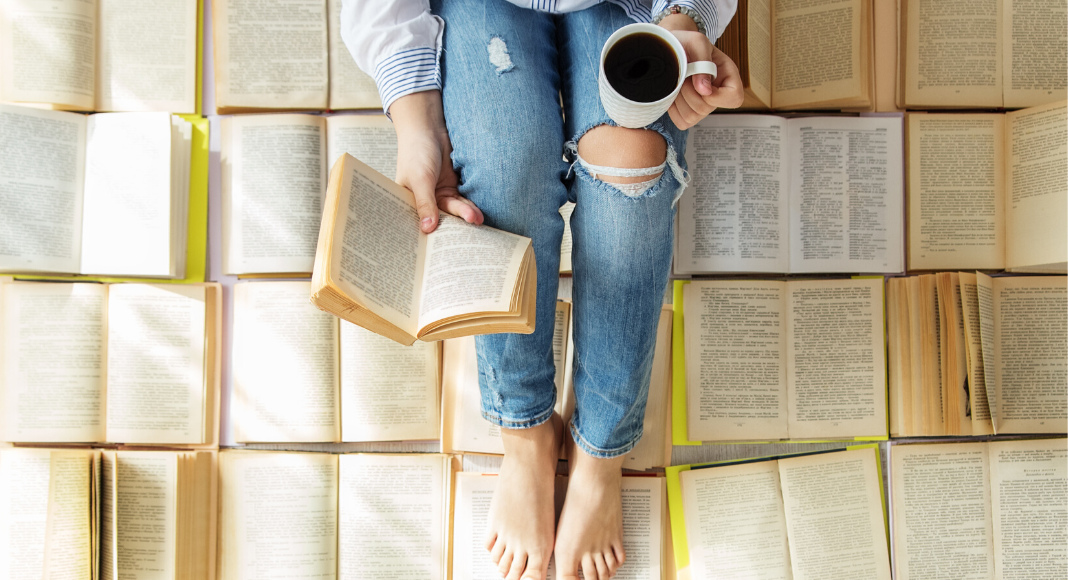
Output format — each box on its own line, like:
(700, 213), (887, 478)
(575, 125), (666, 185)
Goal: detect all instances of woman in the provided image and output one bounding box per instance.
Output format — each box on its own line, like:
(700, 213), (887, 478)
(342, 2), (742, 578)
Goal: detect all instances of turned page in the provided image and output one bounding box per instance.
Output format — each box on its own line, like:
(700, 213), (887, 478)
(746, 0), (773, 107)
(903, 0), (1003, 107)
(788, 116), (903, 274)
(2, 283), (106, 443)
(339, 321), (439, 442)
(0, 0), (95, 109)
(213, 0), (328, 110)
(680, 461), (791, 580)
(975, 272), (999, 427)
(222, 114), (327, 275)
(338, 455), (448, 579)
(220, 452), (338, 580)
(233, 281), (339, 442)
(80, 112), (180, 277)
(326, 115), (396, 176)
(772, 0), (865, 108)
(779, 448), (891, 580)
(110, 452), (178, 580)
(908, 114), (1006, 270)
(106, 284), (206, 444)
(41, 451), (93, 580)
(1005, 101), (1068, 271)
(786, 279), (886, 439)
(991, 276), (1068, 434)
(683, 281), (788, 441)
(890, 442), (995, 580)
(1003, 0), (1068, 108)
(989, 439), (1068, 579)
(677, 115), (789, 274)
(96, 0), (197, 112)
(0, 105), (86, 274)
(327, 0), (381, 109)
(958, 272), (995, 435)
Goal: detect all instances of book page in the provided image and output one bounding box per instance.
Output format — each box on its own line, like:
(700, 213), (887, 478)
(779, 448), (891, 580)
(326, 114), (396, 177)
(106, 284), (205, 444)
(339, 321), (439, 442)
(890, 442), (994, 580)
(937, 273), (970, 435)
(0, 0), (95, 109)
(624, 307), (672, 471)
(213, 0), (328, 110)
(747, 0), (773, 107)
(338, 454), (446, 580)
(903, 0), (1002, 107)
(450, 474), (499, 580)
(772, 0), (864, 109)
(80, 112), (178, 277)
(1005, 101), (1067, 271)
(559, 202), (574, 273)
(989, 438), (1068, 579)
(0, 105), (85, 274)
(220, 452), (338, 580)
(114, 452), (177, 580)
(786, 279), (886, 439)
(41, 451), (92, 580)
(233, 281), (339, 443)
(2, 282), (105, 443)
(223, 114), (327, 275)
(907, 114), (1006, 270)
(958, 272), (995, 434)
(96, 0), (197, 112)
(992, 276), (1068, 434)
(0, 449), (51, 580)
(676, 115), (789, 274)
(975, 272), (998, 427)
(1002, 0), (1067, 108)
(683, 280), (788, 441)
(326, 0), (382, 110)
(788, 116), (903, 274)
(680, 461), (791, 580)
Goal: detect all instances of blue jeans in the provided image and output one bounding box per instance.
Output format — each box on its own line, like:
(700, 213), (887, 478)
(431, 0), (687, 458)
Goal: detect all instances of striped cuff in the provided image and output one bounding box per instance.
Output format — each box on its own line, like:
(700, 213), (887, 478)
(651, 0), (720, 40)
(373, 46), (442, 116)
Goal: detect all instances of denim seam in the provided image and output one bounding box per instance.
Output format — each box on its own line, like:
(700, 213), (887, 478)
(480, 396), (557, 430)
(569, 420), (644, 459)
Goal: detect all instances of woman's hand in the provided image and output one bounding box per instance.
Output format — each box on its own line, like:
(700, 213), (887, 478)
(390, 90), (484, 233)
(658, 15), (745, 130)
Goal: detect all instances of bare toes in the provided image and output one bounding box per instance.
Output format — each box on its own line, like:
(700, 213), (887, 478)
(522, 555), (548, 580)
(595, 553), (610, 579)
(490, 538), (506, 564)
(484, 531), (498, 552)
(498, 548), (514, 577)
(581, 555), (599, 580)
(612, 543), (626, 567)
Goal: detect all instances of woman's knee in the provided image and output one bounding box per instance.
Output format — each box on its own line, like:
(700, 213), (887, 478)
(575, 125), (667, 185)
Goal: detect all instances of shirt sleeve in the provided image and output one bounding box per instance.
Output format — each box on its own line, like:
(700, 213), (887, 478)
(650, 0), (738, 42)
(340, 0), (444, 114)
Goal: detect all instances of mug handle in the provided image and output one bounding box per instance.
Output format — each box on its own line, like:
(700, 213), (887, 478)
(684, 60), (717, 80)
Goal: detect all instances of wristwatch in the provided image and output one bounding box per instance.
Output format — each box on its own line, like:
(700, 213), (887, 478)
(652, 5), (708, 37)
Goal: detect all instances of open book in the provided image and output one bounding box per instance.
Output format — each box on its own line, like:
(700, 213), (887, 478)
(453, 473), (671, 580)
(0, 0), (199, 113)
(0, 105), (192, 278)
(669, 446), (890, 580)
(311, 154), (536, 345)
(675, 114), (903, 275)
(219, 451), (455, 580)
(680, 278), (887, 442)
(891, 439), (1067, 580)
(906, 101), (1067, 273)
(898, 0), (1067, 109)
(0, 447), (216, 580)
(887, 273), (1067, 437)
(221, 113), (396, 276)
(212, 0), (380, 113)
(232, 280), (441, 443)
(1, 281), (220, 446)
(714, 0), (874, 110)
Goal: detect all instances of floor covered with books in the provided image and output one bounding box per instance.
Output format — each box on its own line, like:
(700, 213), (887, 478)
(1, 0), (1066, 579)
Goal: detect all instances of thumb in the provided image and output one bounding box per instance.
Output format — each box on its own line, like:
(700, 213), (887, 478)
(403, 168), (441, 233)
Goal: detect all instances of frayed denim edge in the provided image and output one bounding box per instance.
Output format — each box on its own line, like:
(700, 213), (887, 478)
(569, 420), (644, 459)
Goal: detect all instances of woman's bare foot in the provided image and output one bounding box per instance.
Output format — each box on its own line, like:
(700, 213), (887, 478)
(554, 434), (626, 580)
(485, 413), (563, 580)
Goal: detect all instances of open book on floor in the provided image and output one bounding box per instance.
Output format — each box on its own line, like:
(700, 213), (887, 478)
(0, 105), (192, 279)
(219, 451), (456, 580)
(311, 154), (536, 345)
(0, 0), (200, 113)
(1, 281), (221, 446)
(0, 447), (217, 580)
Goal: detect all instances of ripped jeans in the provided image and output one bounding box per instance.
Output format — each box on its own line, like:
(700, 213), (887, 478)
(431, 0), (687, 458)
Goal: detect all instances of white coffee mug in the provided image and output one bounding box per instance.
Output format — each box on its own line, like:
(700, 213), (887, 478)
(599, 23), (717, 129)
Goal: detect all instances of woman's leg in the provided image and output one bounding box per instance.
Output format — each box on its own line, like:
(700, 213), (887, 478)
(555, 4), (689, 579)
(430, 1), (569, 579)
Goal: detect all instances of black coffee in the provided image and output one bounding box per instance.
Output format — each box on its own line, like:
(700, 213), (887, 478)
(604, 32), (680, 103)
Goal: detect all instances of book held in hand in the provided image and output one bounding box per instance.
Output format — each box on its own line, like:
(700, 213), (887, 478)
(311, 154), (536, 346)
